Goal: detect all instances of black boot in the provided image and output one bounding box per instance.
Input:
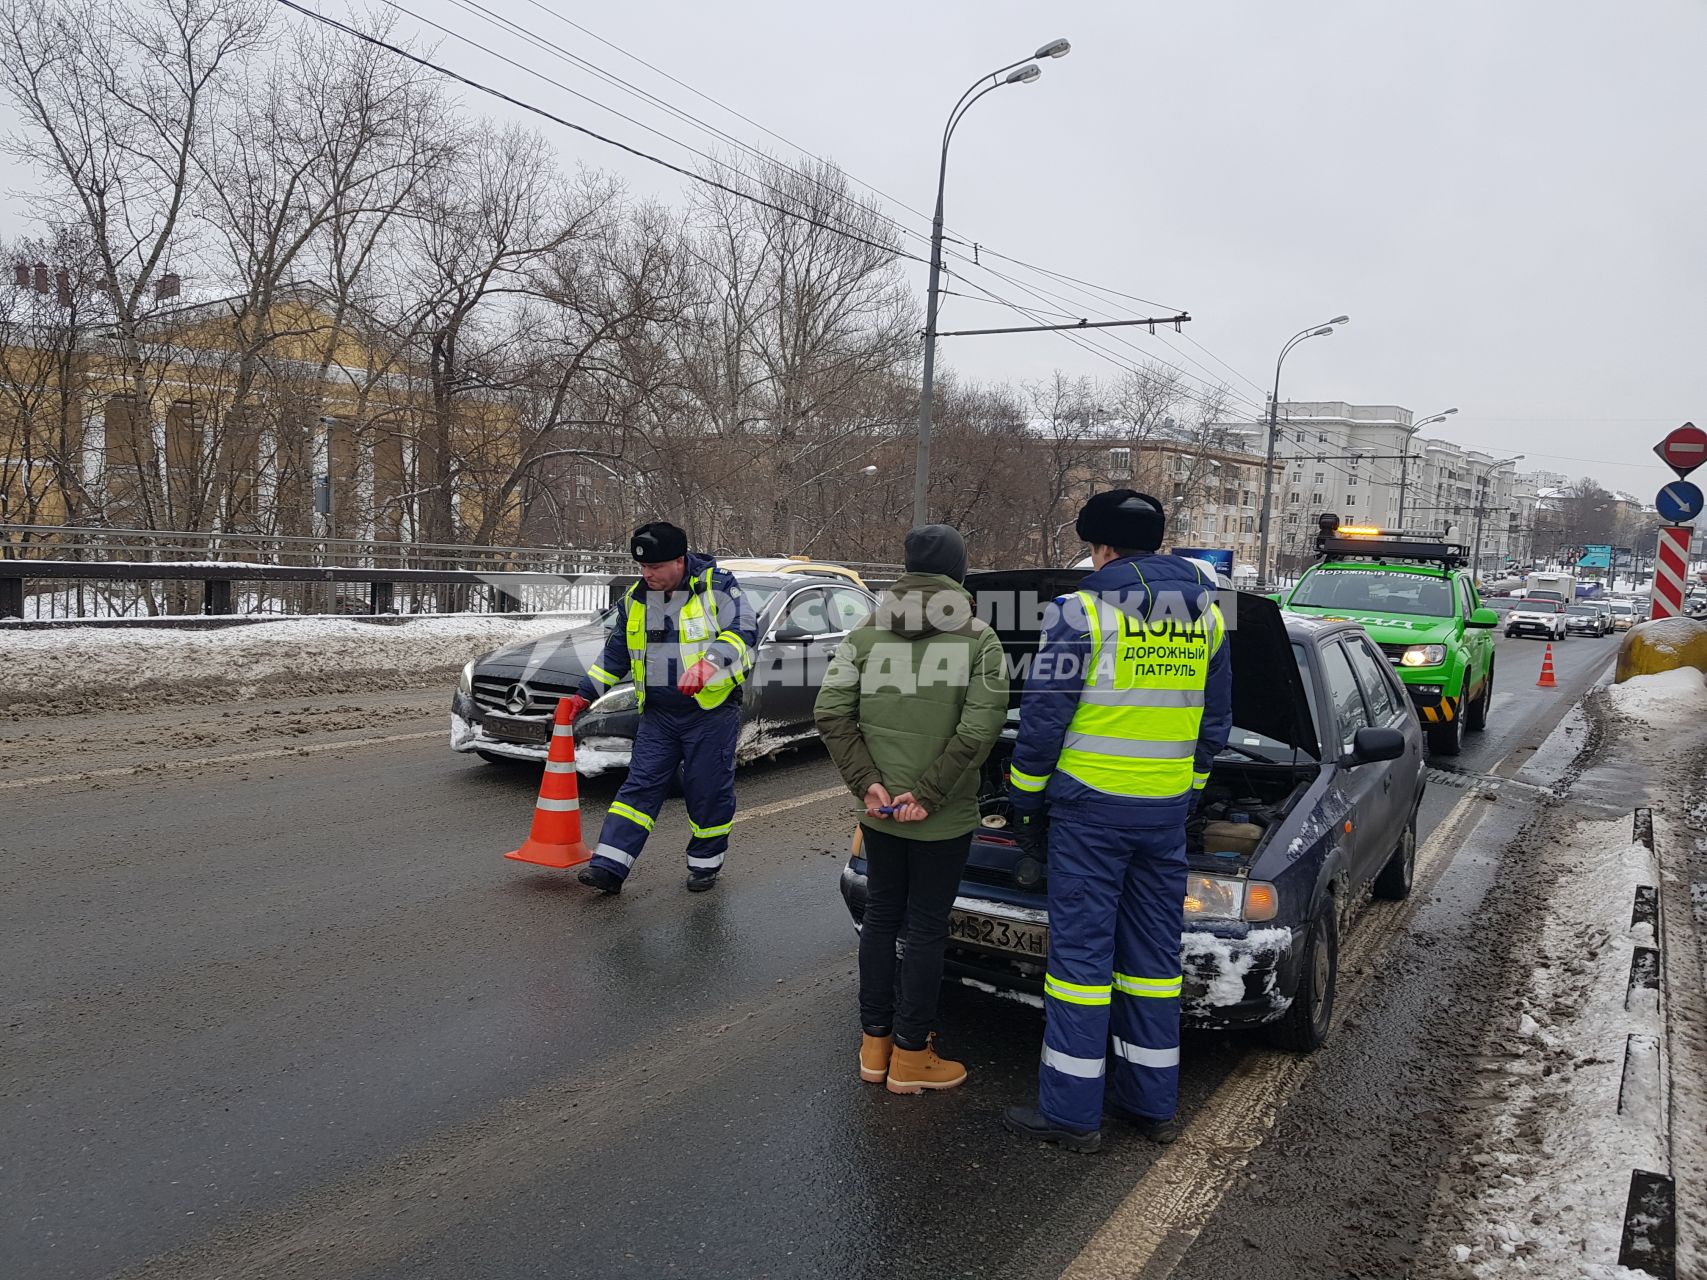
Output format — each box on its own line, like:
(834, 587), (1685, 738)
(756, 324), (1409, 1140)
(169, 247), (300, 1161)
(1105, 1099), (1179, 1144)
(1002, 1105), (1101, 1153)
(577, 865), (623, 894)
(686, 869), (719, 893)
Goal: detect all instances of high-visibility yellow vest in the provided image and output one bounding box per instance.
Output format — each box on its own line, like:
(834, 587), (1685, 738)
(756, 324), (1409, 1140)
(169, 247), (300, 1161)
(621, 569), (751, 711)
(1053, 588), (1225, 800)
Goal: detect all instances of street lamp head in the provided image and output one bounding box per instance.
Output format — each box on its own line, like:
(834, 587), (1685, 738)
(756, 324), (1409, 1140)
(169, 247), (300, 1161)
(1310, 326), (1335, 338)
(1328, 315), (1350, 326)
(1440, 407), (1459, 417)
(860, 464), (878, 476)
(1006, 64), (1041, 84)
(1035, 38), (1071, 59)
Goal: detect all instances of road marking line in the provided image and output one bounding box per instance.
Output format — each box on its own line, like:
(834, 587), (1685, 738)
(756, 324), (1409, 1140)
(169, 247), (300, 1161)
(737, 785), (849, 823)
(1060, 785), (1493, 1280)
(0, 730), (445, 791)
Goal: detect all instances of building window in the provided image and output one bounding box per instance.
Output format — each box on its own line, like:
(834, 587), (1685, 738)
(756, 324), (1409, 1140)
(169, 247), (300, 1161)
(1287, 493), (1299, 504)
(1345, 495), (1356, 506)
(1318, 432), (1328, 442)
(1173, 482), (1186, 500)
(1348, 475), (1358, 485)
(1241, 516), (1254, 533)
(1241, 489), (1253, 506)
(1314, 472), (1324, 484)
(1108, 446), (1131, 479)
(1349, 454), (1361, 468)
(1311, 492), (1323, 505)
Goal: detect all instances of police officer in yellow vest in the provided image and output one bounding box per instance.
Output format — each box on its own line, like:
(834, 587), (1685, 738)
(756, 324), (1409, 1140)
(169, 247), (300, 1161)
(1002, 491), (1231, 1152)
(565, 522), (758, 894)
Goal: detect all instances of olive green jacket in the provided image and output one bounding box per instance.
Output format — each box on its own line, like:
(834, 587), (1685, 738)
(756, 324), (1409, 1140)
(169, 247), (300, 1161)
(813, 573), (1010, 841)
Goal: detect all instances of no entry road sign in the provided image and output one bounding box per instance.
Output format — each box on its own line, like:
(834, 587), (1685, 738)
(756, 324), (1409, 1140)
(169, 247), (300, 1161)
(1655, 479), (1704, 524)
(1655, 422), (1707, 477)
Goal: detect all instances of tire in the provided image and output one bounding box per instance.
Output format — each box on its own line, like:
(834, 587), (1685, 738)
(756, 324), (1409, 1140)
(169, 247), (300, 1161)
(1465, 663), (1492, 732)
(1268, 896), (1338, 1053)
(1373, 813), (1417, 900)
(1427, 709), (1463, 756)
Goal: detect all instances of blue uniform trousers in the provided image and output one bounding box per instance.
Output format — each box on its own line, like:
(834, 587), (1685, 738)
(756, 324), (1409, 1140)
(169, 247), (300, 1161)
(1037, 815), (1187, 1131)
(589, 701), (740, 881)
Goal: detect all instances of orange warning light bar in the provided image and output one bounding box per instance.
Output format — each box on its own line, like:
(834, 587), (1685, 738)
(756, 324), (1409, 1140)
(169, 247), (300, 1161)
(1337, 525), (1384, 537)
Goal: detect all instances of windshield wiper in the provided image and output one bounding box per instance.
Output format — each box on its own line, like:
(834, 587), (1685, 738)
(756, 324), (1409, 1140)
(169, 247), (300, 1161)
(1219, 742), (1281, 765)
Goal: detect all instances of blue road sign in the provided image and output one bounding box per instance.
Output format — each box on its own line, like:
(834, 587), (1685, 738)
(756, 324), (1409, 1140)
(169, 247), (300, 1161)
(1656, 479), (1704, 524)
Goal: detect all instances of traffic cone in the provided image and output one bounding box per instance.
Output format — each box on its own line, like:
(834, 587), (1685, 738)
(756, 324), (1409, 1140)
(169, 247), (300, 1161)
(1536, 643), (1558, 689)
(504, 698), (592, 868)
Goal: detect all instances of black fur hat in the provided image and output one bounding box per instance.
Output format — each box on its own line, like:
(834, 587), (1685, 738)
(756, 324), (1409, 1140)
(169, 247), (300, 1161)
(1074, 489), (1165, 553)
(630, 521), (688, 563)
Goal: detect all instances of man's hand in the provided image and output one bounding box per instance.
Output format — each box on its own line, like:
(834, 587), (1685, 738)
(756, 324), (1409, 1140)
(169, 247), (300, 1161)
(677, 658), (718, 696)
(562, 693), (592, 721)
(863, 783), (893, 815)
(891, 792), (929, 823)
(1014, 809), (1049, 858)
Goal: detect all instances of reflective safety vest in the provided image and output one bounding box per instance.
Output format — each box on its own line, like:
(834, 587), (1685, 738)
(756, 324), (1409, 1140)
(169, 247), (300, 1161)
(1053, 588), (1225, 800)
(621, 569), (752, 711)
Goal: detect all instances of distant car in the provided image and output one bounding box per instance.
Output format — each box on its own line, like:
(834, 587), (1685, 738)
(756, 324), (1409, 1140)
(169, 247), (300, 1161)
(1607, 599), (1638, 631)
(838, 580), (1427, 1053)
(717, 557), (870, 589)
(1506, 598), (1567, 642)
(450, 572), (876, 770)
(1564, 603), (1607, 637)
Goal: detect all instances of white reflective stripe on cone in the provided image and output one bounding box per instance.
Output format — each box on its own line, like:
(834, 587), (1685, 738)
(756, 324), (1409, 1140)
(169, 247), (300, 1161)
(1041, 1044), (1107, 1079)
(553, 725), (574, 737)
(544, 760), (577, 774)
(535, 796), (580, 812)
(687, 853), (724, 870)
(1111, 1036), (1181, 1069)
(595, 843), (636, 868)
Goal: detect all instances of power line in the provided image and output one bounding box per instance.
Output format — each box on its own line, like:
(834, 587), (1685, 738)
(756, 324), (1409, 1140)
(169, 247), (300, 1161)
(277, 0), (924, 263)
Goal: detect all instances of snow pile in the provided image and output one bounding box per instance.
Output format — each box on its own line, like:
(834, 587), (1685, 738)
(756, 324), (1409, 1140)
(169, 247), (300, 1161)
(0, 613), (590, 716)
(1623, 617), (1706, 657)
(1445, 816), (1664, 1278)
(1605, 665), (1707, 725)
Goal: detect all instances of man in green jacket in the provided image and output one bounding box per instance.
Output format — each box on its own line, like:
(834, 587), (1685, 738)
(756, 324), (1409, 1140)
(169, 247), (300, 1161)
(814, 525), (1009, 1095)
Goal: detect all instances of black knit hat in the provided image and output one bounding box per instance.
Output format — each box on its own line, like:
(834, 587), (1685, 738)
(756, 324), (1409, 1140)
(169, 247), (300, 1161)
(630, 521), (688, 564)
(1075, 489), (1165, 553)
(903, 524), (968, 583)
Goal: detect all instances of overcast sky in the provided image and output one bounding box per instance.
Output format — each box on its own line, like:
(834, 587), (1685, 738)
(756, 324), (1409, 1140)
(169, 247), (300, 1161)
(4, 0), (1703, 501)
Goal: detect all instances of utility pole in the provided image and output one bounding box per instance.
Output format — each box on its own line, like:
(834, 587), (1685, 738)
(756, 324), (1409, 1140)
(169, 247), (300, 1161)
(1257, 316), (1349, 583)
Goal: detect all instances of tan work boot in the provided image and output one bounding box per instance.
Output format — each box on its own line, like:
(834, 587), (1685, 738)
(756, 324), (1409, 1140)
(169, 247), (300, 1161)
(886, 1035), (967, 1095)
(859, 1033), (894, 1084)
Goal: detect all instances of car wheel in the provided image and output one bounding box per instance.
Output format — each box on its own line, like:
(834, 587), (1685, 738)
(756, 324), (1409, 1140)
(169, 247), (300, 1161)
(1268, 896), (1338, 1053)
(477, 750), (534, 768)
(1427, 708), (1464, 756)
(1465, 663), (1492, 731)
(1373, 813), (1417, 900)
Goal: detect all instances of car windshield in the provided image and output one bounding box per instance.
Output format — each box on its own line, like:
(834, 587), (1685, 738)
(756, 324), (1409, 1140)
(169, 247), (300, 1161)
(1610, 603), (1634, 614)
(1290, 568), (1453, 617)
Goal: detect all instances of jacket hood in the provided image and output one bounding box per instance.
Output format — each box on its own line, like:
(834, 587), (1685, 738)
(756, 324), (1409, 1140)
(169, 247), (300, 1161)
(874, 572), (976, 641)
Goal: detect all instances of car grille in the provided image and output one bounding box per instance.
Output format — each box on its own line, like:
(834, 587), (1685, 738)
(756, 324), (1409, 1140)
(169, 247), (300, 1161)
(1378, 643), (1409, 666)
(470, 675), (585, 716)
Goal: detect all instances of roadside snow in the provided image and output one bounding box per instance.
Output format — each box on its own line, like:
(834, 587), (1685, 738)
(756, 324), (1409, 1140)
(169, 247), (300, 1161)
(0, 613), (589, 716)
(1605, 666), (1707, 723)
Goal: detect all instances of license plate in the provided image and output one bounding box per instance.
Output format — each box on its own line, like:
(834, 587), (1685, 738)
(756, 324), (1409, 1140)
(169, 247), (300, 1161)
(484, 714), (549, 745)
(948, 909), (1048, 958)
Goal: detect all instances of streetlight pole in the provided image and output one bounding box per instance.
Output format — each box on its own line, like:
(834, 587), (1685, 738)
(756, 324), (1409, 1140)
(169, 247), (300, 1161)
(1396, 407), (1456, 527)
(1256, 315), (1348, 583)
(913, 38), (1071, 529)
(1471, 455), (1522, 575)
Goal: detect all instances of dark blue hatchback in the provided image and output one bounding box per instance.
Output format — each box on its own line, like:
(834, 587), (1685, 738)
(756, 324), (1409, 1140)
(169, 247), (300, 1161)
(839, 575), (1427, 1053)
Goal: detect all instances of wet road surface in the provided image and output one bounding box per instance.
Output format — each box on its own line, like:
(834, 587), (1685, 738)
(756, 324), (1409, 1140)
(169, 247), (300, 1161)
(1, 631), (1620, 1279)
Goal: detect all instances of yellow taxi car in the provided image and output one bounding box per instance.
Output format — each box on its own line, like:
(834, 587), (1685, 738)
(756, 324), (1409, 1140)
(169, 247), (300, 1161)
(719, 556), (869, 589)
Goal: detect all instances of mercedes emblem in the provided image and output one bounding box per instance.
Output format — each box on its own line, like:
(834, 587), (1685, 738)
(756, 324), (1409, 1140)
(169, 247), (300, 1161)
(504, 682), (530, 715)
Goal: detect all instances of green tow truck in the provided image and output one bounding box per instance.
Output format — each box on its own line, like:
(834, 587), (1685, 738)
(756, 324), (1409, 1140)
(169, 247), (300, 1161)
(1277, 515), (1499, 755)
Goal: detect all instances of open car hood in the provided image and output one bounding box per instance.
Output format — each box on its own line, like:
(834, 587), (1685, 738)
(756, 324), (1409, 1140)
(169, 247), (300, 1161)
(966, 570), (1318, 759)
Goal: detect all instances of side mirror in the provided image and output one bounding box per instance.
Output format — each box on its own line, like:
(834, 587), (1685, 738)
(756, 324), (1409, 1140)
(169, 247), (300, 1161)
(1344, 726), (1405, 767)
(1466, 607), (1499, 629)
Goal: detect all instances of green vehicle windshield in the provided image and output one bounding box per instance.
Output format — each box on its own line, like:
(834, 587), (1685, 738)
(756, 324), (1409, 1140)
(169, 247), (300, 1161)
(1291, 567), (1454, 618)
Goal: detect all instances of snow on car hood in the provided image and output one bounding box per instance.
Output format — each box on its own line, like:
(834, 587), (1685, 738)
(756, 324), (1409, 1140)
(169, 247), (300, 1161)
(965, 571), (1318, 759)
(472, 618), (614, 685)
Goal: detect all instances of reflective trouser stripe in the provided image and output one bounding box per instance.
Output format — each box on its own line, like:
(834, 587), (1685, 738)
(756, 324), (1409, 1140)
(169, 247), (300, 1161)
(595, 843), (636, 869)
(1112, 1037), (1180, 1069)
(1078, 687), (1206, 708)
(690, 819), (733, 839)
(1042, 1045), (1107, 1079)
(609, 801), (654, 831)
(1114, 972), (1183, 999)
(1060, 732), (1197, 759)
(1009, 766), (1050, 793)
(687, 852), (724, 870)
(588, 665), (621, 686)
(1044, 974), (1112, 1006)
(544, 760), (576, 774)
(535, 797), (580, 812)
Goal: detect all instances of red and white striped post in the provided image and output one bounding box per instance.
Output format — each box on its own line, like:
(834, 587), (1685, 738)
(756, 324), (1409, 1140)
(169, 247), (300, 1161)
(1649, 527), (1691, 620)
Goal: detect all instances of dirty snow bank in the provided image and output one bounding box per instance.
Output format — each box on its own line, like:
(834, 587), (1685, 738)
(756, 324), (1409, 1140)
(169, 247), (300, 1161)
(1605, 665), (1707, 723)
(0, 614), (590, 717)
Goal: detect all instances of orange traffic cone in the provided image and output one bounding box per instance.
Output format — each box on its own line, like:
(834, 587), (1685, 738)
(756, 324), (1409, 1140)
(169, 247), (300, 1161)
(505, 698), (592, 868)
(1536, 643), (1558, 689)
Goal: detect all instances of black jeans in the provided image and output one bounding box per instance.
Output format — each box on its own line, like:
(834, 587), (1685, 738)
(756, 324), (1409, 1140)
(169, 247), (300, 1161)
(858, 825), (973, 1051)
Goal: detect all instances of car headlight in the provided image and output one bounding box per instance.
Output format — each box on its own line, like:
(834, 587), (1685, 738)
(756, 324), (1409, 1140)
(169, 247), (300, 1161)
(1400, 644), (1447, 667)
(587, 684), (638, 717)
(1184, 875), (1279, 922)
(457, 660), (475, 696)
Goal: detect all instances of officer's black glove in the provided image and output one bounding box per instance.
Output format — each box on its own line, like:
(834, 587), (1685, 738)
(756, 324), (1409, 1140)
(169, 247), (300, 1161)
(1013, 809), (1049, 859)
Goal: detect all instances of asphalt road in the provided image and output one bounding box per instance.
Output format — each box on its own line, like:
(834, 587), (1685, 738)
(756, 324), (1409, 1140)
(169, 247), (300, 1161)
(0, 629), (1620, 1280)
